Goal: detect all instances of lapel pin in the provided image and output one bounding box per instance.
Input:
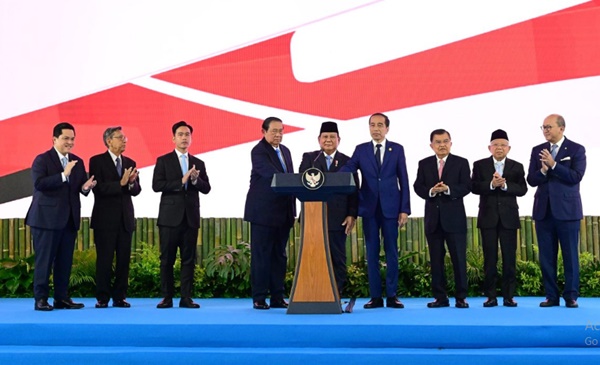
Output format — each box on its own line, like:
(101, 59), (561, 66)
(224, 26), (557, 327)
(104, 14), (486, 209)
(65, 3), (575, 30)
(335, 160), (338, 167)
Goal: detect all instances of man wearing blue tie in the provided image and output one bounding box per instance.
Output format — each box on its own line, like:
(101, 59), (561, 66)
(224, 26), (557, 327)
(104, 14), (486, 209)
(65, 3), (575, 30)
(26, 122), (96, 311)
(152, 121), (211, 309)
(471, 129), (527, 308)
(340, 113), (411, 309)
(527, 114), (586, 308)
(244, 117), (296, 310)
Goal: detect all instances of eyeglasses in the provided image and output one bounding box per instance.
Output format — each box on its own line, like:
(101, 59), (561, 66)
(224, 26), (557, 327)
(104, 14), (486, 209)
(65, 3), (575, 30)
(540, 125), (554, 131)
(112, 135), (128, 141)
(491, 143), (509, 148)
(432, 139), (450, 145)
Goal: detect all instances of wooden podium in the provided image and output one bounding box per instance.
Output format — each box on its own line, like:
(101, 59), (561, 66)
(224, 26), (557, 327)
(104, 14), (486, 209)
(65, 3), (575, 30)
(271, 170), (356, 314)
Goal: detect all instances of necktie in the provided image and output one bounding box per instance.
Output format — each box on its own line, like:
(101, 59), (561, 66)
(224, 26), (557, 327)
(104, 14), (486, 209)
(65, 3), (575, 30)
(275, 148), (287, 172)
(115, 157), (122, 177)
(438, 159), (445, 180)
(495, 162), (503, 176)
(550, 144), (558, 159)
(61, 157), (69, 181)
(326, 155), (332, 170)
(375, 144), (382, 171)
(180, 154), (188, 189)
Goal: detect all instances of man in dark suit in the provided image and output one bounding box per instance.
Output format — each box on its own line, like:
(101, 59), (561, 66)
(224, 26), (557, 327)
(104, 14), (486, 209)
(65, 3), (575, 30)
(471, 129), (527, 308)
(527, 114), (586, 308)
(244, 116), (296, 310)
(299, 121), (358, 298)
(152, 121), (211, 309)
(413, 129), (471, 308)
(89, 126), (141, 308)
(340, 113), (411, 309)
(26, 122), (96, 311)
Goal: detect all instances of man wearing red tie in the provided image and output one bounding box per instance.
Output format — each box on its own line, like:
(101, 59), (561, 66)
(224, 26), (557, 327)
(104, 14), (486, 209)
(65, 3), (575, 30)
(414, 129), (471, 309)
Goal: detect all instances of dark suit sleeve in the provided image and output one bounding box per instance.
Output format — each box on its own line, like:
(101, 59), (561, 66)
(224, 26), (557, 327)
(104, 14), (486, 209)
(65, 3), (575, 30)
(152, 155), (184, 192)
(90, 155), (124, 197)
(549, 144), (586, 185)
(252, 144), (281, 178)
(396, 145), (411, 215)
(299, 152), (314, 173)
(31, 153), (63, 192)
(190, 158), (211, 194)
(413, 160), (432, 200)
(447, 157), (471, 199)
(471, 160), (492, 196)
(506, 161), (528, 197)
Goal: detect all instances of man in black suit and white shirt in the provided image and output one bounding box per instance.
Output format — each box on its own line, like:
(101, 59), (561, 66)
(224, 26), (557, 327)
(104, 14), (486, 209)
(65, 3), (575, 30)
(471, 129), (527, 308)
(89, 126), (141, 308)
(152, 121), (211, 309)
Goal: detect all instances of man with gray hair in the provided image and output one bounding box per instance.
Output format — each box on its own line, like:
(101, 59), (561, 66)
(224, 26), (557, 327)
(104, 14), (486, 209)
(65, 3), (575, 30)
(89, 126), (141, 308)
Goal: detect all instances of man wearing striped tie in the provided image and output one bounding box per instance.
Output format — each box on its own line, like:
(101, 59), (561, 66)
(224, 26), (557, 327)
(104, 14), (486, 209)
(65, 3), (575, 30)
(89, 126), (141, 309)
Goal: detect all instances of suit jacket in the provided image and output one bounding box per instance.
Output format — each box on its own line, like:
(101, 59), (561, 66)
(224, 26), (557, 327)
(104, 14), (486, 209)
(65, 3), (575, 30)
(89, 151), (141, 233)
(340, 140), (411, 219)
(152, 151), (211, 229)
(244, 138), (296, 228)
(527, 137), (586, 221)
(471, 156), (527, 229)
(25, 148), (90, 230)
(413, 154), (471, 234)
(298, 150), (359, 231)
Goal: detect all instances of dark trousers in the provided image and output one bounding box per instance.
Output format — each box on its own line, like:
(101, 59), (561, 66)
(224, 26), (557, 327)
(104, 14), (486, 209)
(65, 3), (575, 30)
(362, 207), (399, 298)
(94, 225), (132, 302)
(158, 220), (198, 299)
(250, 223), (291, 302)
(535, 216), (580, 301)
(32, 224), (77, 301)
(481, 226), (517, 299)
(328, 230), (347, 297)
(426, 225), (468, 300)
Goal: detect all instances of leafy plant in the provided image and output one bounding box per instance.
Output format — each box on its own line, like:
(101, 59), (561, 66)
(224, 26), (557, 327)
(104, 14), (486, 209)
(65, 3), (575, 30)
(0, 255), (35, 297)
(68, 249), (97, 297)
(203, 241), (251, 297)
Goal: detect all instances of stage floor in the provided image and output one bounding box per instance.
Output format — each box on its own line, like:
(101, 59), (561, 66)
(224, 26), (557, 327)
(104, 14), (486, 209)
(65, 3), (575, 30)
(1, 297), (600, 364)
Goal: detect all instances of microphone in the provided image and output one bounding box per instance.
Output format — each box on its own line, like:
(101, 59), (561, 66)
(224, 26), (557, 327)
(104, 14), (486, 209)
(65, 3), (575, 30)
(312, 149), (324, 168)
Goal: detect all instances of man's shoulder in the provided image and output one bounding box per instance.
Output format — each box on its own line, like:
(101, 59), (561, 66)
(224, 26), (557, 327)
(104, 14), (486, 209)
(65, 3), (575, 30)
(156, 151), (175, 161)
(449, 153), (469, 164)
(473, 156), (492, 165)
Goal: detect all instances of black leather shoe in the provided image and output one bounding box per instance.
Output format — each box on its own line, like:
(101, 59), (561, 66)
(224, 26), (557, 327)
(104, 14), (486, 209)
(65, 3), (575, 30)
(179, 297), (200, 308)
(34, 299), (53, 311)
(427, 299), (450, 308)
(363, 298), (384, 309)
(53, 298), (84, 309)
(386, 296), (404, 308)
(455, 299), (469, 308)
(156, 297), (173, 309)
(565, 299), (579, 308)
(503, 298), (518, 307)
(270, 298), (288, 308)
(483, 298), (498, 307)
(113, 299), (131, 308)
(539, 299), (560, 307)
(253, 300), (270, 310)
(95, 300), (109, 309)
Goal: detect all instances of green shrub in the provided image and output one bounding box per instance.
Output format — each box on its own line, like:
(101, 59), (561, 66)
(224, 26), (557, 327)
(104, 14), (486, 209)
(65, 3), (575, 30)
(0, 255), (35, 297)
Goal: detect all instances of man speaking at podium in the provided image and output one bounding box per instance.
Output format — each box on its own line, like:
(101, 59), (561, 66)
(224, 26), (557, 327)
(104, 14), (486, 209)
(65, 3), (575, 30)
(299, 121), (358, 299)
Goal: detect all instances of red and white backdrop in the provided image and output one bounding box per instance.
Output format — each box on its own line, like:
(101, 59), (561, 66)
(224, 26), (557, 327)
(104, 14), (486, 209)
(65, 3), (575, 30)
(1, 0), (599, 219)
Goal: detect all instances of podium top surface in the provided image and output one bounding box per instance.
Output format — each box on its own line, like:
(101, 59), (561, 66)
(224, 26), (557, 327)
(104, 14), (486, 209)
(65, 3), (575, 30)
(271, 171), (356, 202)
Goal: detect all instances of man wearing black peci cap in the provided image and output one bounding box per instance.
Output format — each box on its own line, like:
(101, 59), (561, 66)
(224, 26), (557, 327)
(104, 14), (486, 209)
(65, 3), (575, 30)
(471, 129), (527, 308)
(299, 121), (359, 300)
